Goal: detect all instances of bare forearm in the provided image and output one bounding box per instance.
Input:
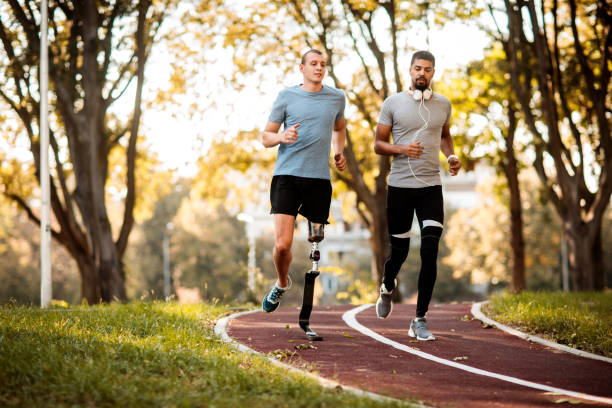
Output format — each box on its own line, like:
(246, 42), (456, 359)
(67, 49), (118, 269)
(374, 139), (404, 156)
(261, 130), (282, 148)
(332, 129), (345, 155)
(440, 125), (455, 158)
(440, 135), (455, 158)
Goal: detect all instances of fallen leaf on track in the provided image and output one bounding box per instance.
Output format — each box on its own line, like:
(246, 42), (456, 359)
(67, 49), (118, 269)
(294, 343), (317, 350)
(554, 398), (581, 404)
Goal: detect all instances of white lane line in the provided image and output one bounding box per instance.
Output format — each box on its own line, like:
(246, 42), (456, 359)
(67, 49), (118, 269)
(343, 304), (612, 406)
(214, 309), (419, 407)
(471, 301), (612, 364)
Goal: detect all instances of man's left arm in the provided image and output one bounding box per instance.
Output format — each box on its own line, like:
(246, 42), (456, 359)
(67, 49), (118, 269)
(441, 124), (461, 176)
(332, 117), (347, 171)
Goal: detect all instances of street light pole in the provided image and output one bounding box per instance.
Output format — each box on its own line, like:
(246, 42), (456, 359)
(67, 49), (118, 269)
(163, 222), (174, 300)
(40, 0), (52, 308)
(237, 213), (256, 293)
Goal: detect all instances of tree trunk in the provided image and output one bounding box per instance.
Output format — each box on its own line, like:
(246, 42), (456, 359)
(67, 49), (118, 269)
(564, 219), (604, 291)
(1, 0), (157, 303)
(369, 197), (390, 286)
(592, 226), (604, 289)
(507, 172), (526, 292)
(500, 0), (611, 292)
(501, 107), (525, 292)
(75, 253), (100, 305)
(98, 221), (127, 302)
(566, 224), (592, 290)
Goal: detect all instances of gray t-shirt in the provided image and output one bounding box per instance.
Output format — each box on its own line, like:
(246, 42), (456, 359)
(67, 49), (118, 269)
(269, 84), (345, 180)
(378, 91), (451, 188)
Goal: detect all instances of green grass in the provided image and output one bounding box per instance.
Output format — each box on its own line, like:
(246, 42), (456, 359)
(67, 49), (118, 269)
(0, 301), (412, 408)
(485, 291), (612, 358)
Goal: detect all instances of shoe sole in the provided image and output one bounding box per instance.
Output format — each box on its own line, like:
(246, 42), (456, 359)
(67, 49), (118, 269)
(375, 295), (393, 319)
(408, 327), (435, 341)
(262, 299), (280, 313)
(375, 299), (392, 319)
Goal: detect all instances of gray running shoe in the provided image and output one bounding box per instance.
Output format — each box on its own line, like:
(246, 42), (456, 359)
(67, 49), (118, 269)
(375, 281), (396, 318)
(408, 317), (435, 341)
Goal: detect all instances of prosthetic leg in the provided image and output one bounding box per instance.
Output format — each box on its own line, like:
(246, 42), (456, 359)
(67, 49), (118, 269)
(298, 221), (324, 341)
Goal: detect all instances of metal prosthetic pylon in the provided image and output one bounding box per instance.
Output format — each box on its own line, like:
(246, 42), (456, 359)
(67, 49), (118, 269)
(298, 222), (324, 341)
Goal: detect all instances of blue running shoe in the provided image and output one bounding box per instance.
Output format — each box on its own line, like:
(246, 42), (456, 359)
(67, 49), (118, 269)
(262, 278), (292, 313)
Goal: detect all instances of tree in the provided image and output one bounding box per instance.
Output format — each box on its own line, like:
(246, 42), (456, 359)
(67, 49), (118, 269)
(124, 179), (189, 300)
(439, 47), (527, 292)
(0, 195), (80, 304)
(444, 173), (566, 291)
(194, 0), (481, 299)
(490, 0), (611, 290)
(0, 1), (172, 302)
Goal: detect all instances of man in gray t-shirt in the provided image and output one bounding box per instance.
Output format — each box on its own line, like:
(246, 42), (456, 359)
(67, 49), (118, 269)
(260, 49), (347, 315)
(374, 50), (461, 341)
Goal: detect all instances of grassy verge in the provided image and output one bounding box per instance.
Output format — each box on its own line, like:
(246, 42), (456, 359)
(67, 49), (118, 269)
(0, 301), (412, 408)
(485, 291), (612, 358)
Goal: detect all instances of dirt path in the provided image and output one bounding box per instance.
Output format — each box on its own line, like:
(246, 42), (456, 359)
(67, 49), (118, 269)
(225, 303), (612, 408)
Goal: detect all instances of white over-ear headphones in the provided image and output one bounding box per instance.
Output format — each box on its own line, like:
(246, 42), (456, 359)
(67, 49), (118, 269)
(410, 88), (432, 101)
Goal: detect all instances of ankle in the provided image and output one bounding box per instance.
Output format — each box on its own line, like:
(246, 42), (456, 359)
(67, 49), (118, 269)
(276, 277), (292, 290)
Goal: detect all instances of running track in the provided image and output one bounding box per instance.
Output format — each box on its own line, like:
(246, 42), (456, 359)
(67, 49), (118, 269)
(220, 303), (612, 407)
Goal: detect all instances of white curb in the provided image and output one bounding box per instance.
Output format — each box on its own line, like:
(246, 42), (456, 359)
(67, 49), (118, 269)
(471, 301), (612, 364)
(344, 304), (612, 406)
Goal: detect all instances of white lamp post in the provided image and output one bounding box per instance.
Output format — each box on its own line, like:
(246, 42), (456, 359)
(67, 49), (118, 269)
(40, 0), (51, 308)
(237, 213), (256, 293)
(163, 222), (174, 300)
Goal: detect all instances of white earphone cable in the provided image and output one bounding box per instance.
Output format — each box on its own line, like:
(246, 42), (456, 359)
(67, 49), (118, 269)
(407, 93), (435, 187)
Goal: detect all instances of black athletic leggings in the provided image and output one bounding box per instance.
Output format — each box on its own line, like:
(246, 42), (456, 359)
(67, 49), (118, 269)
(383, 185), (444, 318)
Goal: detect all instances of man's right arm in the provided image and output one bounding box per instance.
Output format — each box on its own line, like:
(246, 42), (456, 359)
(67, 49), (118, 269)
(374, 124), (424, 158)
(261, 121), (300, 148)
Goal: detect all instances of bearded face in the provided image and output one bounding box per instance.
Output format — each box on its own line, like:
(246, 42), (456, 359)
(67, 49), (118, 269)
(410, 59), (434, 91)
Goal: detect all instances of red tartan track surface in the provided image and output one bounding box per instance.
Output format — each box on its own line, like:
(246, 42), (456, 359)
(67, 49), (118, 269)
(225, 303), (612, 408)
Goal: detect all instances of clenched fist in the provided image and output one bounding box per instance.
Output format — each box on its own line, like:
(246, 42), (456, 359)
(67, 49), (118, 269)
(334, 152), (346, 171)
(282, 123), (300, 144)
(402, 141), (425, 158)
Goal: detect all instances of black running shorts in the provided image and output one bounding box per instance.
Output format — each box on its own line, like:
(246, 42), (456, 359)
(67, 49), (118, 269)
(270, 175), (332, 224)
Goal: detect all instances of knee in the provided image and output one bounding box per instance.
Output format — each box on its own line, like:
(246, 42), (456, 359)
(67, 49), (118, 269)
(390, 235), (410, 250)
(420, 227), (442, 258)
(421, 220), (441, 241)
(421, 235), (440, 250)
(389, 246), (409, 265)
(275, 240), (292, 257)
(388, 236), (410, 263)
